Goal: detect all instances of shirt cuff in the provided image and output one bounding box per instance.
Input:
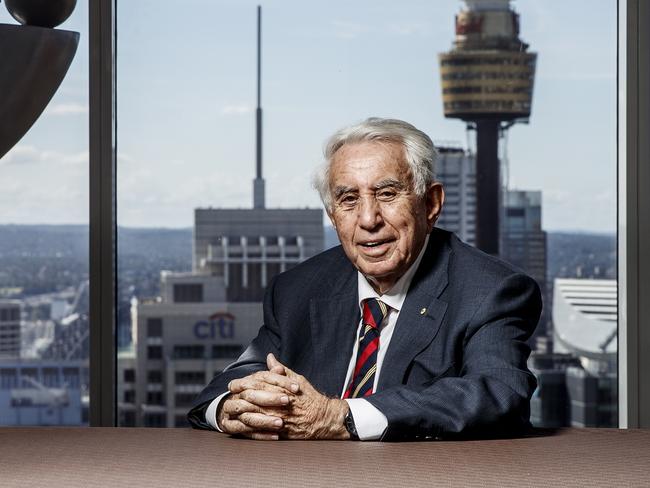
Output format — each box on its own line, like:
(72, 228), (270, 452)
(344, 398), (388, 441)
(205, 392), (231, 431)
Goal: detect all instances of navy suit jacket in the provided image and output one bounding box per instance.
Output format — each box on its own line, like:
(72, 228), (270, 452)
(188, 228), (541, 440)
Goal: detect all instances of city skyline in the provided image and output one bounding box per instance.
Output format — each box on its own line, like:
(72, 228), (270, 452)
(0, 0), (617, 233)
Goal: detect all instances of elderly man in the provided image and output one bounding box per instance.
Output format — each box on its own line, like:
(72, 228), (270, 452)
(188, 117), (541, 441)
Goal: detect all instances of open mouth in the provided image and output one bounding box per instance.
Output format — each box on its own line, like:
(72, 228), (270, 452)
(359, 239), (393, 249)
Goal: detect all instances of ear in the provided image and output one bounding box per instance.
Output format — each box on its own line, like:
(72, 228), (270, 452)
(425, 182), (444, 232)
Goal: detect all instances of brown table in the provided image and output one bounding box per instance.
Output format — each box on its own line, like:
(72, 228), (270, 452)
(0, 427), (648, 487)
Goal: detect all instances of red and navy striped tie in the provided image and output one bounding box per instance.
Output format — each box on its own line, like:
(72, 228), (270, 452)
(343, 298), (389, 399)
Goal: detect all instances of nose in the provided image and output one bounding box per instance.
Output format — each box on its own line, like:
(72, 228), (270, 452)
(357, 195), (383, 230)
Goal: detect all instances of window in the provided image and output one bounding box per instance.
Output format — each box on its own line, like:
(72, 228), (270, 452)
(146, 391), (164, 406)
(147, 370), (163, 384)
(147, 346), (163, 360)
(173, 284), (203, 303)
(123, 369), (135, 383)
(143, 413), (165, 428)
(120, 411), (136, 427)
(123, 390), (135, 404)
(113, 0), (627, 429)
(147, 318), (163, 338)
(173, 345), (204, 360)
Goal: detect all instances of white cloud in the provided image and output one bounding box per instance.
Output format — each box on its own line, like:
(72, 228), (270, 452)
(1, 145), (41, 165)
(1, 145), (87, 166)
(47, 103), (88, 116)
(220, 103), (253, 115)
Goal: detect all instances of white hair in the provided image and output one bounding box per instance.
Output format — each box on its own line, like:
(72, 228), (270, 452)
(312, 117), (438, 212)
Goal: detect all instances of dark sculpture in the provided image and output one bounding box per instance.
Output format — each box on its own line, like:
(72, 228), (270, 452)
(0, 0), (79, 160)
(5, 0), (77, 28)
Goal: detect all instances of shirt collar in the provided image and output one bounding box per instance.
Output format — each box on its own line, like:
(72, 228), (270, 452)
(357, 233), (430, 313)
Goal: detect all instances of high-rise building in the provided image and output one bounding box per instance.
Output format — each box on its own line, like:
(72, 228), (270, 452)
(0, 300), (21, 359)
(500, 190), (547, 340)
(435, 145), (476, 245)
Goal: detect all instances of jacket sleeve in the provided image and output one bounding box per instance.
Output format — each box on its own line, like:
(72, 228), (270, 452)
(187, 277), (283, 430)
(366, 272), (541, 441)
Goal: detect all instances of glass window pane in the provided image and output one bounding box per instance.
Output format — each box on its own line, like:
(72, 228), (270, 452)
(0, 4), (89, 425)
(117, 0), (617, 429)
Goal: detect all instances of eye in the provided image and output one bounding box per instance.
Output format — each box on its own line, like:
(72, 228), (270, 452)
(377, 189), (397, 201)
(338, 194), (358, 207)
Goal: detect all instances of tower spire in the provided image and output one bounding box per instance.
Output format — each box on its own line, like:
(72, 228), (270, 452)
(253, 5), (266, 209)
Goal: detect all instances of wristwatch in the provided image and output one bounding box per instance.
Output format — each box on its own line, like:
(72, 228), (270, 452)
(344, 409), (359, 440)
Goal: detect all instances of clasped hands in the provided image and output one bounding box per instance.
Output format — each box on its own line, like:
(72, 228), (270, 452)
(217, 353), (350, 440)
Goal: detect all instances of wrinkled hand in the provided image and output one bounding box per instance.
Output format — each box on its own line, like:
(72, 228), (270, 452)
(254, 354), (350, 440)
(217, 368), (299, 441)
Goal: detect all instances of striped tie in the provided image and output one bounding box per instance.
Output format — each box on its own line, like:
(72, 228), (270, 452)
(343, 298), (389, 399)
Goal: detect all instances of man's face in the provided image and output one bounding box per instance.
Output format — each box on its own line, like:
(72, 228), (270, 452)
(328, 141), (444, 293)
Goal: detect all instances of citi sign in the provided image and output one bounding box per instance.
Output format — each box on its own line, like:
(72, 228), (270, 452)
(194, 312), (235, 340)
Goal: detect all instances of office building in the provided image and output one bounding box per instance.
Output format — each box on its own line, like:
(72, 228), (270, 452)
(125, 203), (324, 427)
(435, 145), (476, 246)
(193, 208), (324, 301)
(500, 190), (548, 340)
(0, 300), (21, 359)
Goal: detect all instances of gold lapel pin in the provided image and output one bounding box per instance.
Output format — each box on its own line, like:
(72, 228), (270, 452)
(420, 308), (427, 315)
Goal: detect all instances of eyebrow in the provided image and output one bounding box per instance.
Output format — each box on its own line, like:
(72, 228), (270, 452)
(333, 185), (356, 200)
(373, 178), (406, 191)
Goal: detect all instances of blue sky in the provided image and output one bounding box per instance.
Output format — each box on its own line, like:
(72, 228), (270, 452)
(0, 0), (617, 232)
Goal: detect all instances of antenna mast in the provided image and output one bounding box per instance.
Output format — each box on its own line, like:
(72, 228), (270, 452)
(253, 5), (266, 209)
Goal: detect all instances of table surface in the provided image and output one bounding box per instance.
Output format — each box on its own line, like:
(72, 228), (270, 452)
(0, 427), (648, 488)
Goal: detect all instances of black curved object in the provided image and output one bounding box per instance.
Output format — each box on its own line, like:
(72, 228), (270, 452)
(5, 0), (77, 29)
(0, 23), (79, 160)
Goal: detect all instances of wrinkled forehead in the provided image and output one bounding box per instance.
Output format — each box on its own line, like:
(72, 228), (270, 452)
(329, 140), (412, 186)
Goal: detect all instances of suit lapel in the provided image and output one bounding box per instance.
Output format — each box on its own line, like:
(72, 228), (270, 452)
(378, 233), (451, 390)
(309, 266), (359, 397)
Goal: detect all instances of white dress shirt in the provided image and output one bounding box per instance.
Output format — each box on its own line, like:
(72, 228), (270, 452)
(206, 235), (430, 440)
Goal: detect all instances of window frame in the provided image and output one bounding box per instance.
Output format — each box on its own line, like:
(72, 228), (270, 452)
(89, 0), (650, 427)
(618, 0), (650, 428)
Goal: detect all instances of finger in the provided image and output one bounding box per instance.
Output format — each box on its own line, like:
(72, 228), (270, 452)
(238, 412), (284, 431)
(239, 389), (291, 407)
(230, 372), (299, 394)
(267, 353), (285, 373)
(220, 418), (256, 435)
(221, 417), (282, 435)
(221, 398), (262, 416)
(248, 432), (279, 441)
(266, 356), (300, 381)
